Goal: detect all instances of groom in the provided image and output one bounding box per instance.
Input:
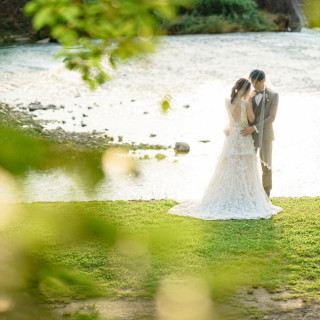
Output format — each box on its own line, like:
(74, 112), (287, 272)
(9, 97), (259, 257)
(240, 70), (279, 198)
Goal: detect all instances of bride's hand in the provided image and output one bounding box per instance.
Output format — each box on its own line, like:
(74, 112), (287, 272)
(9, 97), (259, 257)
(240, 126), (255, 136)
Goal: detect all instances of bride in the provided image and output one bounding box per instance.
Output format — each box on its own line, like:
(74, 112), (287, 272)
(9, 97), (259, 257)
(168, 78), (282, 220)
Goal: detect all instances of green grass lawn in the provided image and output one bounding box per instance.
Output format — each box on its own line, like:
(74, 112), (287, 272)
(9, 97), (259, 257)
(3, 197), (320, 319)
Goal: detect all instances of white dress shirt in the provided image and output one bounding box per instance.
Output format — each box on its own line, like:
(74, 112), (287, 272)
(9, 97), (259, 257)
(255, 93), (263, 106)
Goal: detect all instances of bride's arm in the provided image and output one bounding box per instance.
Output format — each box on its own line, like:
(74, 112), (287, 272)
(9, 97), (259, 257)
(246, 99), (255, 123)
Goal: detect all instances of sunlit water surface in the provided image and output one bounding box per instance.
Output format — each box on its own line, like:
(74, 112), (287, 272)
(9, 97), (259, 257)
(0, 30), (320, 202)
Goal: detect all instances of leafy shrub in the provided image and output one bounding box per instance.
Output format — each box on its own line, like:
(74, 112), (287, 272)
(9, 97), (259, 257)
(194, 0), (258, 18)
(164, 14), (233, 34)
(166, 0), (271, 33)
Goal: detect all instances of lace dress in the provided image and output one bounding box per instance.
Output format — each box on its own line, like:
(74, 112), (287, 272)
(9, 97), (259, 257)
(168, 98), (282, 220)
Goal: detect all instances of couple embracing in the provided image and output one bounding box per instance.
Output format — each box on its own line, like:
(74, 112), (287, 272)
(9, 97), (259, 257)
(168, 69), (282, 220)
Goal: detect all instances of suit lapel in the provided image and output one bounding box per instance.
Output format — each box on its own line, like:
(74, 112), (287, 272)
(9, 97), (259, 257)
(264, 89), (272, 111)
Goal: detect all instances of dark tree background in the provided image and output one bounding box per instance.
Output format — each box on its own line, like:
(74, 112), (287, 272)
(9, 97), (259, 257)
(0, 0), (304, 39)
(0, 0), (32, 35)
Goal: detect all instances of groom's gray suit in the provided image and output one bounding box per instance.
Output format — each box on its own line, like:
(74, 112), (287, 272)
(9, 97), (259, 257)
(249, 89), (279, 197)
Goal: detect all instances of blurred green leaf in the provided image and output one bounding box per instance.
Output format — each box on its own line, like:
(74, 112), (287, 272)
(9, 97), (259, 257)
(304, 0), (320, 28)
(23, 0), (191, 89)
(33, 7), (55, 29)
(161, 95), (172, 112)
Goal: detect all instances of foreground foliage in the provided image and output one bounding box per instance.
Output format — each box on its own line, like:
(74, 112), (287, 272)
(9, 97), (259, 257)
(304, 0), (320, 28)
(24, 0), (190, 89)
(0, 106), (104, 189)
(2, 197), (320, 319)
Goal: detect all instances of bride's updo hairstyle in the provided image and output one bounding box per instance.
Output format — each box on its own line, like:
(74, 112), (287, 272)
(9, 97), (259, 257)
(230, 78), (251, 103)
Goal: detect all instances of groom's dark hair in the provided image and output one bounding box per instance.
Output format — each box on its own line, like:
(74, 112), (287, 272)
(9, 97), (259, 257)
(249, 69), (266, 83)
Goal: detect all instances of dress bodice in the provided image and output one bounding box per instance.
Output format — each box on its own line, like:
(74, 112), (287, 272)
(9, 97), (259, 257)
(225, 98), (248, 127)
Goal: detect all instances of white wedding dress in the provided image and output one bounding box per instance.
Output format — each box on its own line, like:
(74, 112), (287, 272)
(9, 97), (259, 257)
(168, 98), (282, 220)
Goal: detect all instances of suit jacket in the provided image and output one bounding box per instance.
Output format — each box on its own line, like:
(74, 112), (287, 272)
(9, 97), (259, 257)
(249, 88), (279, 149)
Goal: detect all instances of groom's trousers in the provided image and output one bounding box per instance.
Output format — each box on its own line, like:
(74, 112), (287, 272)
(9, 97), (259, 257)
(255, 140), (272, 197)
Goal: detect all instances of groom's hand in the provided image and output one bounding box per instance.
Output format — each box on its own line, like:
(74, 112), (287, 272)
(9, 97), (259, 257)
(240, 126), (255, 136)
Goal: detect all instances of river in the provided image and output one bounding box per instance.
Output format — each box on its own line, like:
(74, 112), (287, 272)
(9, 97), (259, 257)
(0, 30), (320, 202)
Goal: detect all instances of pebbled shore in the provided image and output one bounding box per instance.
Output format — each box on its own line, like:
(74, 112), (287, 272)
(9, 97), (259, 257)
(0, 102), (170, 152)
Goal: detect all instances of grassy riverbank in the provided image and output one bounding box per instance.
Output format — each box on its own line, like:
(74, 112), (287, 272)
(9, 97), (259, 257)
(5, 197), (320, 319)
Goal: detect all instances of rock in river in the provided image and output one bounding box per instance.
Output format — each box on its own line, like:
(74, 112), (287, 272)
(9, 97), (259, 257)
(174, 142), (190, 153)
